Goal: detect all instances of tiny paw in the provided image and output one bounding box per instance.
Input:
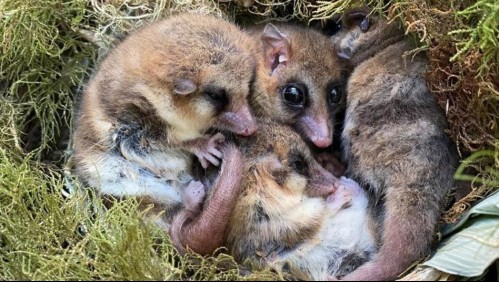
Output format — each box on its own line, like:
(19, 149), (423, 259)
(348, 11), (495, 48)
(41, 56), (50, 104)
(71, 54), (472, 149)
(327, 182), (353, 212)
(209, 132), (226, 145)
(339, 176), (363, 197)
(184, 180), (206, 212)
(194, 133), (225, 168)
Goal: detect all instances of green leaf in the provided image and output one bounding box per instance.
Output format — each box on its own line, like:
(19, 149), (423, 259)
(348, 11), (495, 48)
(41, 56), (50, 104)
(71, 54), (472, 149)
(420, 192), (499, 278)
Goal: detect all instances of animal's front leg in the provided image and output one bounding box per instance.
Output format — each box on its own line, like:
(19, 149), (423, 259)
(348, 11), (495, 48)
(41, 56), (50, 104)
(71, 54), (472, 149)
(326, 177), (362, 213)
(306, 163), (339, 199)
(182, 133), (226, 169)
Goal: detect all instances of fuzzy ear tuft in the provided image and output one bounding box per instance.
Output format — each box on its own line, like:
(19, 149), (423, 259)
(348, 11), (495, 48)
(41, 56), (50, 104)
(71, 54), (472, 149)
(261, 24), (291, 74)
(173, 78), (196, 95)
(258, 155), (283, 173)
(344, 9), (371, 31)
(254, 155), (287, 186)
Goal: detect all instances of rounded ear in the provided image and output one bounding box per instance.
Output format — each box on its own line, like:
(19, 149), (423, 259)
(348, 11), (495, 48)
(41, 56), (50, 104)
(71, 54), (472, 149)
(173, 78), (196, 95)
(254, 155), (287, 186)
(344, 9), (371, 31)
(261, 23), (291, 74)
(257, 155), (283, 173)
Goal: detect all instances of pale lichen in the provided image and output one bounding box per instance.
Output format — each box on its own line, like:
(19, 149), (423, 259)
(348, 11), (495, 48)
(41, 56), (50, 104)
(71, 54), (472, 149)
(0, 0), (497, 280)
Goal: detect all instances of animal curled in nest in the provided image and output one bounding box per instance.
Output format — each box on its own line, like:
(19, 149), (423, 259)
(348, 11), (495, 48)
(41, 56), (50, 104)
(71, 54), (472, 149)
(315, 8), (458, 280)
(195, 119), (376, 280)
(72, 13), (258, 255)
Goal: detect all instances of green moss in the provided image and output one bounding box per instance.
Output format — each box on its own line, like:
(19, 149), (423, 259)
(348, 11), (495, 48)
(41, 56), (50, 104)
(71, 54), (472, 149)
(0, 99), (279, 280)
(0, 99), (22, 154)
(449, 0), (499, 72)
(0, 151), (280, 280)
(0, 0), (96, 155)
(0, 0), (497, 280)
(455, 147), (498, 187)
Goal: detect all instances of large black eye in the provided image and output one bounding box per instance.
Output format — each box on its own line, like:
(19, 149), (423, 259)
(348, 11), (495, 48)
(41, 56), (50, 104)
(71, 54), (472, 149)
(328, 87), (342, 105)
(282, 84), (306, 107)
(203, 87), (228, 112)
(312, 17), (342, 36)
(323, 19), (342, 36)
(289, 153), (309, 176)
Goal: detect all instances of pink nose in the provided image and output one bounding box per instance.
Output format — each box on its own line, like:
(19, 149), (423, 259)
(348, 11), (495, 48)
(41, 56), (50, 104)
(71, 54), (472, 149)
(298, 114), (333, 149)
(240, 124), (257, 136)
(311, 137), (332, 148)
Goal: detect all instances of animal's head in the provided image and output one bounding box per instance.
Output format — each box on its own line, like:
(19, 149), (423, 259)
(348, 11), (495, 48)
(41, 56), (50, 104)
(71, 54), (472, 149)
(239, 119), (338, 201)
(107, 14), (257, 142)
(315, 8), (404, 66)
(226, 119), (337, 261)
(252, 24), (348, 148)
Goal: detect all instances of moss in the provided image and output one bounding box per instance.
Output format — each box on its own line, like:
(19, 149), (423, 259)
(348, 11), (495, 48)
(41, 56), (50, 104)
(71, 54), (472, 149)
(0, 0), (96, 156)
(0, 99), (23, 154)
(0, 91), (279, 281)
(0, 0), (497, 280)
(444, 143), (499, 223)
(449, 0), (499, 71)
(0, 148), (279, 280)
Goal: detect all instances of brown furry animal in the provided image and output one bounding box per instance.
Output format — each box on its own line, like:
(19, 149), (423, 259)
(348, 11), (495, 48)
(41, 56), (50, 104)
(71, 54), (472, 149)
(249, 23), (348, 156)
(72, 14), (257, 255)
(222, 120), (375, 280)
(318, 9), (458, 280)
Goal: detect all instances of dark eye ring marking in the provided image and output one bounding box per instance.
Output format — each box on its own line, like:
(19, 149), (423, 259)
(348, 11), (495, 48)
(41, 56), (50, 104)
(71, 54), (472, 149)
(203, 86), (229, 112)
(289, 152), (309, 176)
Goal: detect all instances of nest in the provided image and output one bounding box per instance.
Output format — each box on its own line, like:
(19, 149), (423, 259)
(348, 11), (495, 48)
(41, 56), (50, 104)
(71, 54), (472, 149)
(0, 0), (497, 280)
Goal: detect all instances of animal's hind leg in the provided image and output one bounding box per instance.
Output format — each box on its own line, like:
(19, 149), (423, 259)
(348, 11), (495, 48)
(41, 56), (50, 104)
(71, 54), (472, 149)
(170, 144), (244, 255)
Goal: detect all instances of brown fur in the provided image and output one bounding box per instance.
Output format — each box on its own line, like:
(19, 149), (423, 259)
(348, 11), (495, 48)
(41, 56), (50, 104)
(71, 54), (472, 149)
(222, 119), (375, 280)
(320, 8), (458, 280)
(248, 23), (348, 149)
(72, 14), (257, 255)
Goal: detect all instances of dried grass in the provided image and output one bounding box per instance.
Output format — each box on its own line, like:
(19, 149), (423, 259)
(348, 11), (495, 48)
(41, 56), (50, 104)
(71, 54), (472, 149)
(1, 0), (497, 280)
